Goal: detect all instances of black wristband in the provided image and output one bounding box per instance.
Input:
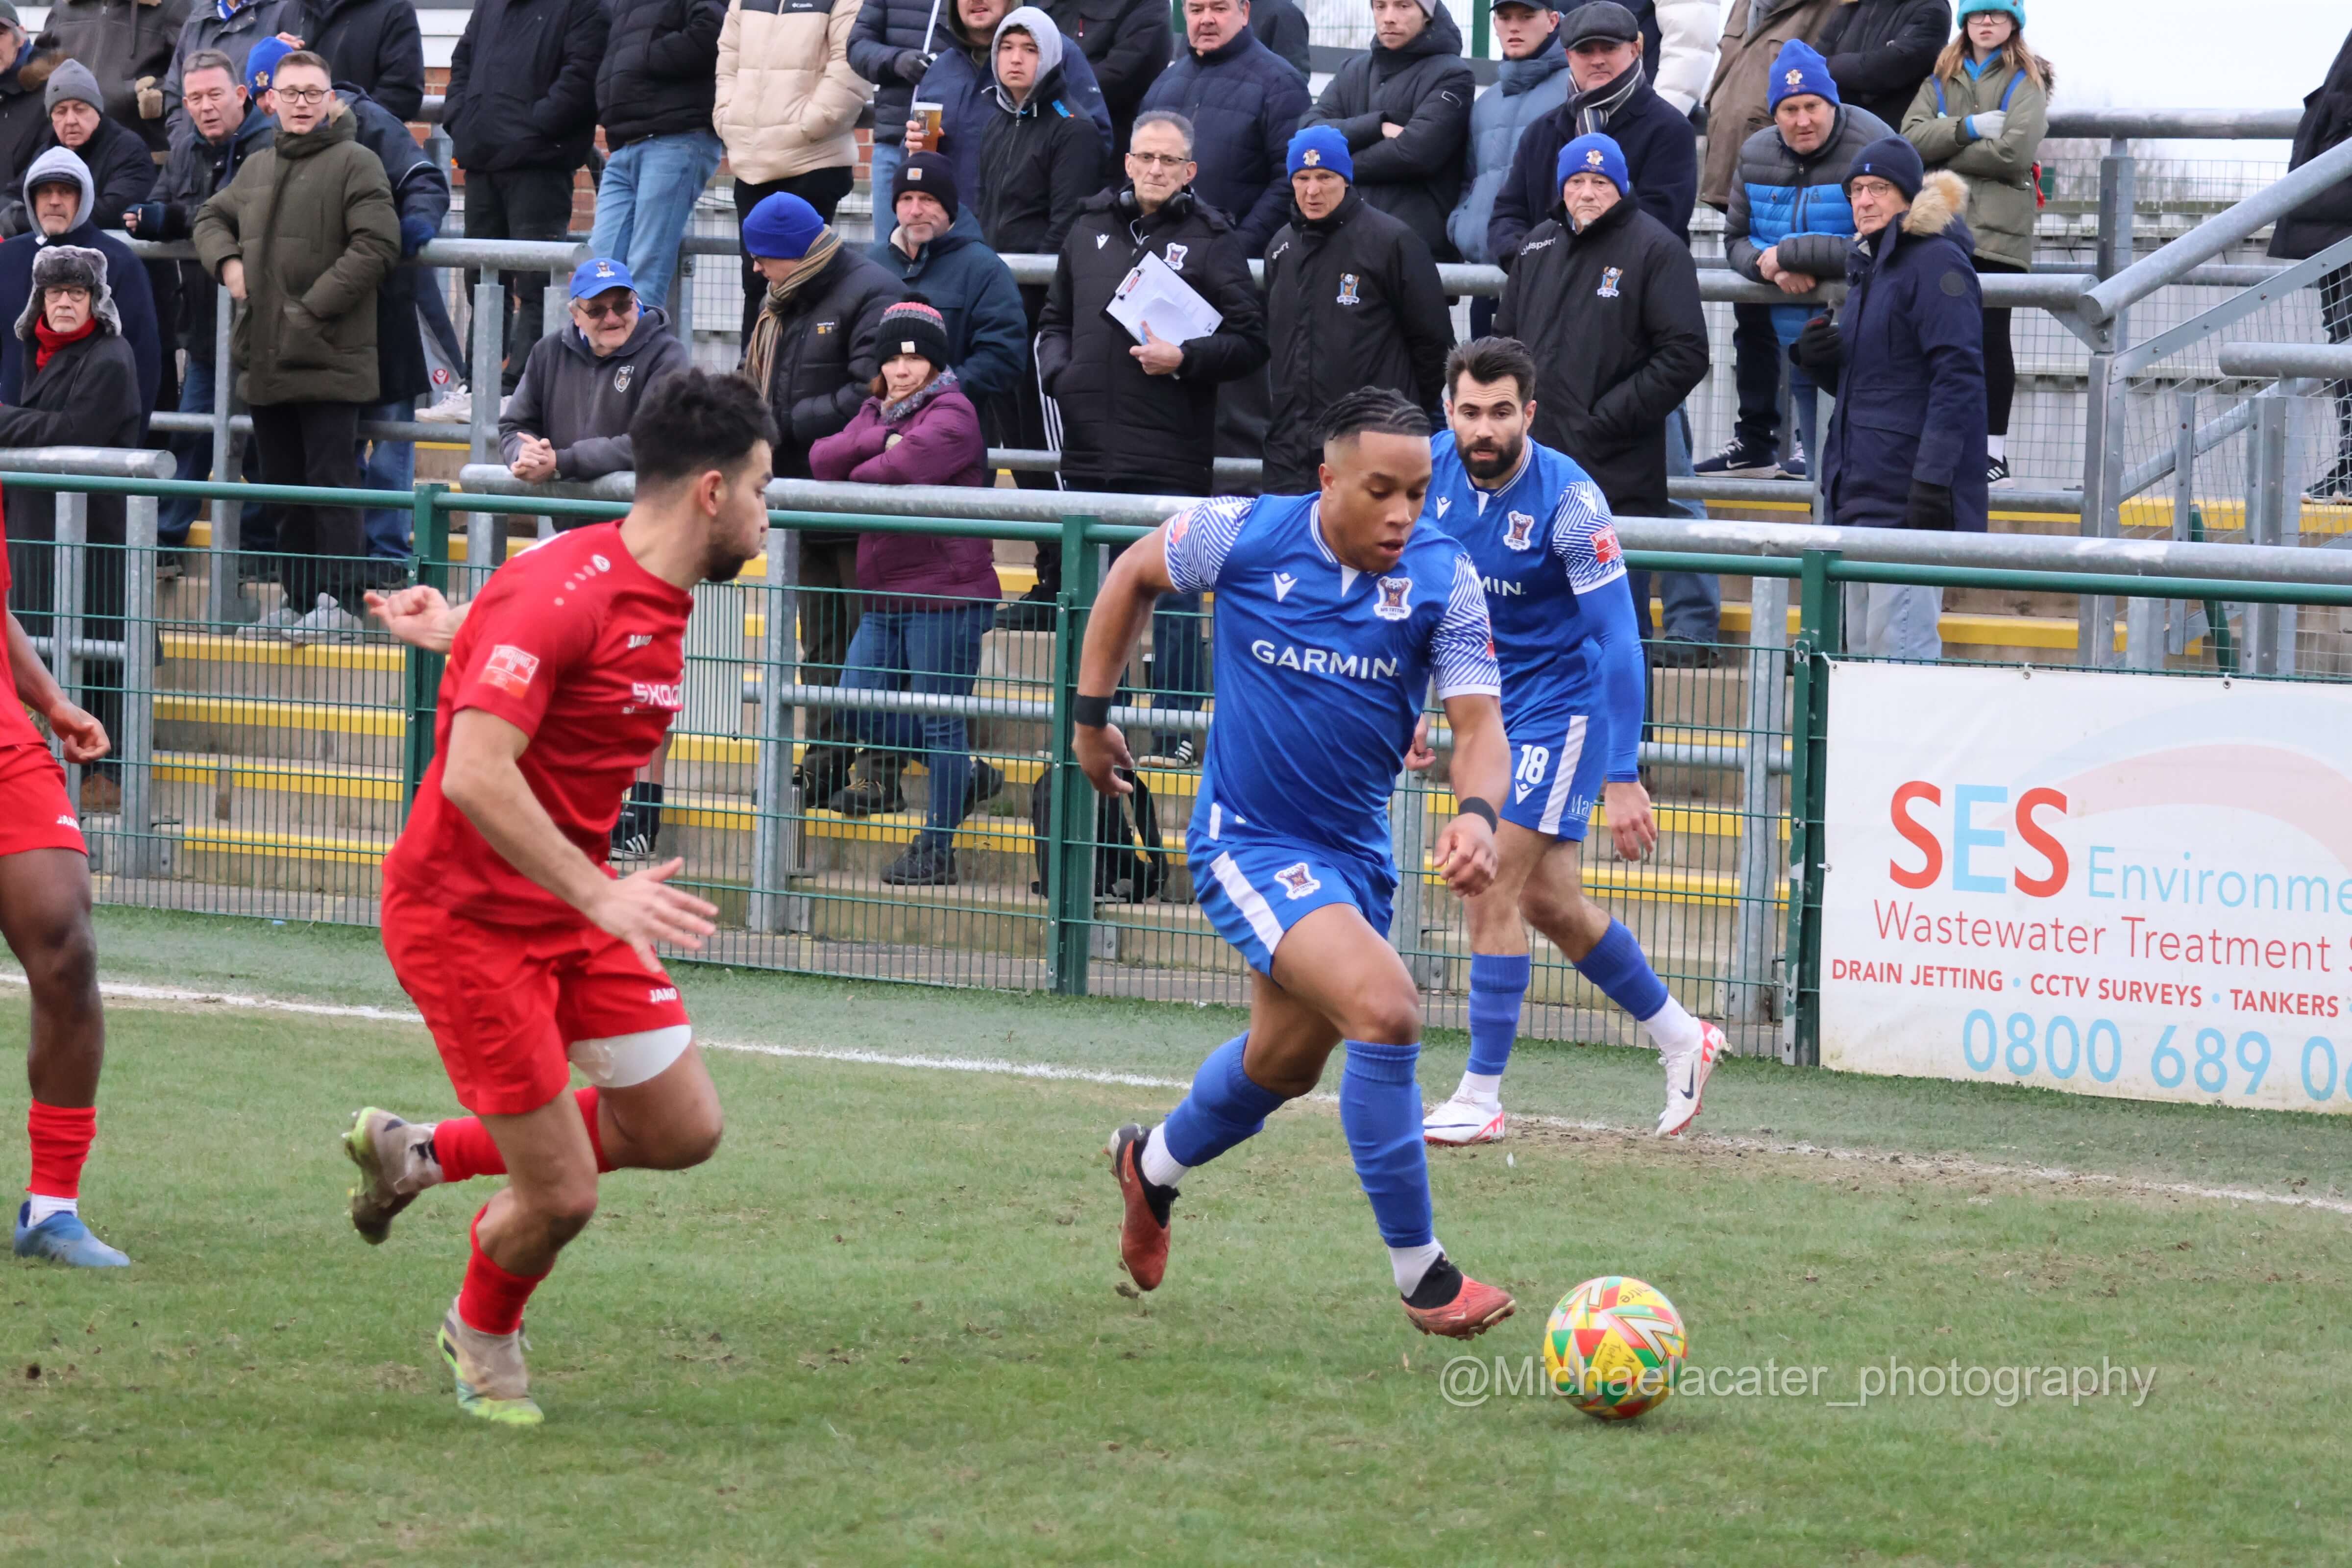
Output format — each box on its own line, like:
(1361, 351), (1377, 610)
(1457, 796), (1498, 831)
(1070, 693), (1113, 728)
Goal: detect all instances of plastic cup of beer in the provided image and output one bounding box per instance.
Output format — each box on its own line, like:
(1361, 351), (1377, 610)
(911, 100), (943, 147)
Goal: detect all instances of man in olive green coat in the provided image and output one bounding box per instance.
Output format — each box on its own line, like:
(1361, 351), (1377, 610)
(193, 48), (401, 642)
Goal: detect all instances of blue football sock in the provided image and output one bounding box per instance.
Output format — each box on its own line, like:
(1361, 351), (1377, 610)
(1573, 918), (1669, 1023)
(1338, 1040), (1434, 1249)
(1465, 953), (1530, 1079)
(1159, 1035), (1288, 1170)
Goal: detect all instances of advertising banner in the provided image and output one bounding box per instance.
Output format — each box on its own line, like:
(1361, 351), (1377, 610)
(1820, 662), (2352, 1114)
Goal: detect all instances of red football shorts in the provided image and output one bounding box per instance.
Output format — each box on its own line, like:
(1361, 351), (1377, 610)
(381, 882), (692, 1116)
(0, 743), (87, 858)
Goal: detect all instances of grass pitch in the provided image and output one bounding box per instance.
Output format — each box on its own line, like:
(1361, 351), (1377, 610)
(4, 911), (2352, 1565)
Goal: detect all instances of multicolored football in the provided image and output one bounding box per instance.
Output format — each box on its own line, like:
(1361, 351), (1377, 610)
(1543, 1275), (1687, 1421)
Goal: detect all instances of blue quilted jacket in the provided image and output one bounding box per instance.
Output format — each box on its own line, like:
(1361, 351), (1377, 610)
(1723, 102), (1890, 343)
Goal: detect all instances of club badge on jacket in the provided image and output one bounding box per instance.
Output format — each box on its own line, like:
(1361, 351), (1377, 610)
(1336, 273), (1361, 306)
(1596, 267), (1622, 299)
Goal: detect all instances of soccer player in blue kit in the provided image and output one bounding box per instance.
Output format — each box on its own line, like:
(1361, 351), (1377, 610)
(1076, 389), (1520, 1338)
(1416, 340), (1725, 1145)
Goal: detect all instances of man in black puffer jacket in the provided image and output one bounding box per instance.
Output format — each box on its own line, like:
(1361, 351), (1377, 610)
(1812, 0), (1947, 134)
(444, 0), (608, 392)
(6, 61), (155, 237)
(1299, 0), (1472, 260)
(977, 7), (1102, 258)
(847, 0), (941, 208)
(1261, 125), (1449, 492)
(1138, 0), (1307, 259)
(1041, 0), (1168, 158)
(591, 0), (727, 311)
(1037, 111), (1266, 496)
(296, 0), (425, 120)
(1494, 133), (1706, 522)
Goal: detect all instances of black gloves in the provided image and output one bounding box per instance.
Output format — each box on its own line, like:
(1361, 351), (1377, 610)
(893, 49), (935, 84)
(1905, 480), (1955, 531)
(1789, 313), (1844, 385)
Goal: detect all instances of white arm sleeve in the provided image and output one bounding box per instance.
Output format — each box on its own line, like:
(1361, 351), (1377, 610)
(1432, 553), (1503, 699)
(1161, 497), (1255, 594)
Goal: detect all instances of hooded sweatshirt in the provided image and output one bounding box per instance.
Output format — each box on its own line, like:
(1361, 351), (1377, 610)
(0, 145), (162, 414)
(497, 306), (695, 483)
(912, 0), (1111, 196)
(975, 7), (1104, 258)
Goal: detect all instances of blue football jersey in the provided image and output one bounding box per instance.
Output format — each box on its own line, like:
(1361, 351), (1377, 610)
(1421, 433), (1629, 740)
(1165, 492), (1500, 871)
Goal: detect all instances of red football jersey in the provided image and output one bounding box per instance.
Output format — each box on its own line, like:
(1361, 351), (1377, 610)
(384, 523), (695, 926)
(0, 506), (50, 750)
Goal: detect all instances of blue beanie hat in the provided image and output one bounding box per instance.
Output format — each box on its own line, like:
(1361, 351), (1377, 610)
(1958, 0), (2024, 26)
(1286, 125), (1353, 183)
(1768, 40), (1838, 110)
(1556, 133), (1629, 197)
(741, 192), (827, 260)
(246, 36), (296, 98)
(1846, 134), (1925, 200)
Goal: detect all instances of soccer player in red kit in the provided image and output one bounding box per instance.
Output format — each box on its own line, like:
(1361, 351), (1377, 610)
(343, 371), (774, 1425)
(0, 515), (123, 1268)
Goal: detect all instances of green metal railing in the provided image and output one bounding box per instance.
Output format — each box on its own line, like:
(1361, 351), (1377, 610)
(12, 467), (2352, 1057)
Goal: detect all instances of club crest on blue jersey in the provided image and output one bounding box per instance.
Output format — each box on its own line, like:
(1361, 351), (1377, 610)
(1373, 576), (1412, 620)
(1337, 273), (1362, 306)
(1596, 266), (1622, 299)
(1275, 861), (1321, 899)
(1503, 510), (1536, 551)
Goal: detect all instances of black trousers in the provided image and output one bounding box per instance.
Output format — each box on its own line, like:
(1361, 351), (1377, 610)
(1730, 301), (1783, 453)
(791, 536), (867, 789)
(733, 166), (854, 349)
(2325, 265), (2352, 480)
(463, 165), (576, 392)
(1974, 255), (2028, 437)
(250, 400), (384, 613)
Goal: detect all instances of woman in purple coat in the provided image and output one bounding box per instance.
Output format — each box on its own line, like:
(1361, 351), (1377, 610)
(809, 296), (1004, 887)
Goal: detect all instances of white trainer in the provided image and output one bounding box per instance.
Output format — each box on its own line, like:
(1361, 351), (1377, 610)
(416, 385), (472, 423)
(1423, 1093), (1507, 1146)
(1656, 1021), (1726, 1137)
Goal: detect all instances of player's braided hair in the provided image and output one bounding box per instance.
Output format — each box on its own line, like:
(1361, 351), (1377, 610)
(1446, 337), (1538, 405)
(632, 369), (779, 490)
(1316, 386), (1430, 448)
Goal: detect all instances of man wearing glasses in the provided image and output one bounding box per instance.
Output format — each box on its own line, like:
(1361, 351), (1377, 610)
(500, 258), (693, 489)
(192, 47), (399, 644)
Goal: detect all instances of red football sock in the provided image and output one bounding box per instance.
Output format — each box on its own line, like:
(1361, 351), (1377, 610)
(434, 1089), (612, 1183)
(457, 1205), (548, 1337)
(26, 1101), (95, 1198)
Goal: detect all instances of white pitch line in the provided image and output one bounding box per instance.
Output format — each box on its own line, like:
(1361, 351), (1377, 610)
(14, 973), (2352, 1218)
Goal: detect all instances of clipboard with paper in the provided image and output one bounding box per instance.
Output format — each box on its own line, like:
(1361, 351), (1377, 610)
(1106, 250), (1223, 347)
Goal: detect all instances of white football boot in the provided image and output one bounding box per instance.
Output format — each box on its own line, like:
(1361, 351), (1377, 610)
(1656, 1022), (1726, 1137)
(1422, 1093), (1507, 1146)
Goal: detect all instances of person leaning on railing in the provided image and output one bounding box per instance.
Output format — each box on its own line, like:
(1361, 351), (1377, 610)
(1790, 135), (1985, 660)
(0, 245), (143, 814)
(808, 298), (1006, 889)
(1899, 0), (2049, 489)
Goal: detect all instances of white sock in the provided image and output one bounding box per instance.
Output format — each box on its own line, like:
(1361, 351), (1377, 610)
(1139, 1124), (1188, 1189)
(1987, 433), (2007, 460)
(25, 1194), (76, 1225)
(1454, 1071), (1502, 1106)
(1640, 994), (1703, 1056)
(1390, 1239), (1445, 1297)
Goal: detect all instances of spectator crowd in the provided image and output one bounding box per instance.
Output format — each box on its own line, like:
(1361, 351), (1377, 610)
(10, 0), (2352, 849)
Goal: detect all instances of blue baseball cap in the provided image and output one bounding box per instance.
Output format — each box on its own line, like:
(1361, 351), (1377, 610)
(570, 256), (637, 299)
(1287, 125), (1353, 183)
(246, 36), (295, 97)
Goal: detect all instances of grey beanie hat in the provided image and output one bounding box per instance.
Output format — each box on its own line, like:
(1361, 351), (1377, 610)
(16, 244), (118, 343)
(44, 59), (104, 116)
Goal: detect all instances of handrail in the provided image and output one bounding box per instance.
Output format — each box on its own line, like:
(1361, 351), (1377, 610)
(2084, 133), (2352, 320)
(447, 464), (2352, 587)
(412, 94), (2303, 139)
(0, 446), (172, 479)
(2216, 342), (2352, 379)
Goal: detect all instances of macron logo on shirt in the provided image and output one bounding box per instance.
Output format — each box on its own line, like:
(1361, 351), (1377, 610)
(1273, 571), (1298, 601)
(480, 644), (540, 697)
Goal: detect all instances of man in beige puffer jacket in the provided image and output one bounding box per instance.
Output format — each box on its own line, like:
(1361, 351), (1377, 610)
(717, 0), (871, 345)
